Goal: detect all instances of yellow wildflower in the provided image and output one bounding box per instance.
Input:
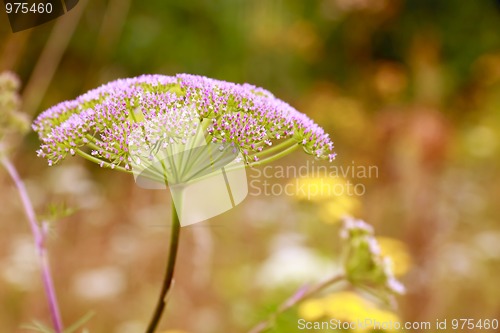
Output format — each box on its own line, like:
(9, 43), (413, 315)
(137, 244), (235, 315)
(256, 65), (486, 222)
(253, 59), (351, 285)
(377, 237), (412, 276)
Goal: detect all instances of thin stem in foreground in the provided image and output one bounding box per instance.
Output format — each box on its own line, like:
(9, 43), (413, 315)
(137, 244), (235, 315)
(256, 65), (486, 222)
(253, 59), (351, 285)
(1, 157), (64, 333)
(145, 201), (181, 333)
(248, 273), (345, 333)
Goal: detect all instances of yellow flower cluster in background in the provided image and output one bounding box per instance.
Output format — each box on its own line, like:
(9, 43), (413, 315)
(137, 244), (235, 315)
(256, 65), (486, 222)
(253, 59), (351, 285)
(377, 237), (412, 276)
(298, 291), (400, 332)
(318, 195), (361, 223)
(292, 177), (344, 202)
(290, 176), (361, 223)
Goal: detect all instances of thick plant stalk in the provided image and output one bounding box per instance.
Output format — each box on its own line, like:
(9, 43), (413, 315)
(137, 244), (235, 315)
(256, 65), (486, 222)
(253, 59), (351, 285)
(1, 157), (63, 333)
(145, 202), (181, 333)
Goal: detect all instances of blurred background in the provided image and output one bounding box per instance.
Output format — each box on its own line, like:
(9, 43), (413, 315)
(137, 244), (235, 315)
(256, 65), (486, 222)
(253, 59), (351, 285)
(1, 0), (500, 332)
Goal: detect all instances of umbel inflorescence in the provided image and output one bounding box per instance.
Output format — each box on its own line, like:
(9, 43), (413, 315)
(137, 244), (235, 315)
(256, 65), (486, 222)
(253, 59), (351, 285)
(33, 74), (335, 174)
(0, 72), (29, 146)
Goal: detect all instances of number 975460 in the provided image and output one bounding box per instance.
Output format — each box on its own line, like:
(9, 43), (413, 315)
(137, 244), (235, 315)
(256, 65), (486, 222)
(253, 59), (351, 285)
(451, 319), (499, 330)
(5, 2), (53, 14)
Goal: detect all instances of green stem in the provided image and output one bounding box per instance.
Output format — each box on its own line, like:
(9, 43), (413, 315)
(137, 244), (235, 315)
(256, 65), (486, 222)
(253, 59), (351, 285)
(173, 143), (300, 184)
(84, 135), (120, 158)
(181, 119), (211, 176)
(253, 138), (297, 159)
(182, 145), (234, 182)
(75, 148), (131, 173)
(145, 201), (181, 333)
(249, 143), (300, 167)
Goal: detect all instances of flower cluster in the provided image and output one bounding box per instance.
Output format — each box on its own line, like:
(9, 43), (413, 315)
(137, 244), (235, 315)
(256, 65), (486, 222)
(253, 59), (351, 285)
(341, 217), (406, 295)
(0, 71), (29, 151)
(33, 74), (335, 170)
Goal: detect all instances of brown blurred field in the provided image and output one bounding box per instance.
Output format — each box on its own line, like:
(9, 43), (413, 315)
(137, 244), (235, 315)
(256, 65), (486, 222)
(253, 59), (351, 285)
(1, 1), (500, 332)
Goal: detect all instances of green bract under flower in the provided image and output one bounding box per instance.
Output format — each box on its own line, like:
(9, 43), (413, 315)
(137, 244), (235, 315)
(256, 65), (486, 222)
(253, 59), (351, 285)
(341, 217), (406, 295)
(33, 74), (335, 171)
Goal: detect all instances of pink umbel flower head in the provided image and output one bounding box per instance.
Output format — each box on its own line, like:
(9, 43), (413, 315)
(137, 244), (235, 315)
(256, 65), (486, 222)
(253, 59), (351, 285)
(33, 74), (336, 171)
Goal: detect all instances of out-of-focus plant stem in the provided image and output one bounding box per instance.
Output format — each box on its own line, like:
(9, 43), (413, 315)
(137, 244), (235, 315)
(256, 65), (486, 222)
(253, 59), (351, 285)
(145, 200), (181, 333)
(248, 273), (345, 333)
(22, 0), (88, 115)
(0, 157), (63, 333)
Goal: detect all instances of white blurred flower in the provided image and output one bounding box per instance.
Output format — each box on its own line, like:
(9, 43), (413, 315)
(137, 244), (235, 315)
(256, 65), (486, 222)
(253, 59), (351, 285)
(114, 320), (145, 333)
(474, 231), (500, 259)
(47, 164), (103, 209)
(256, 233), (337, 288)
(1, 236), (39, 290)
(72, 266), (126, 301)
